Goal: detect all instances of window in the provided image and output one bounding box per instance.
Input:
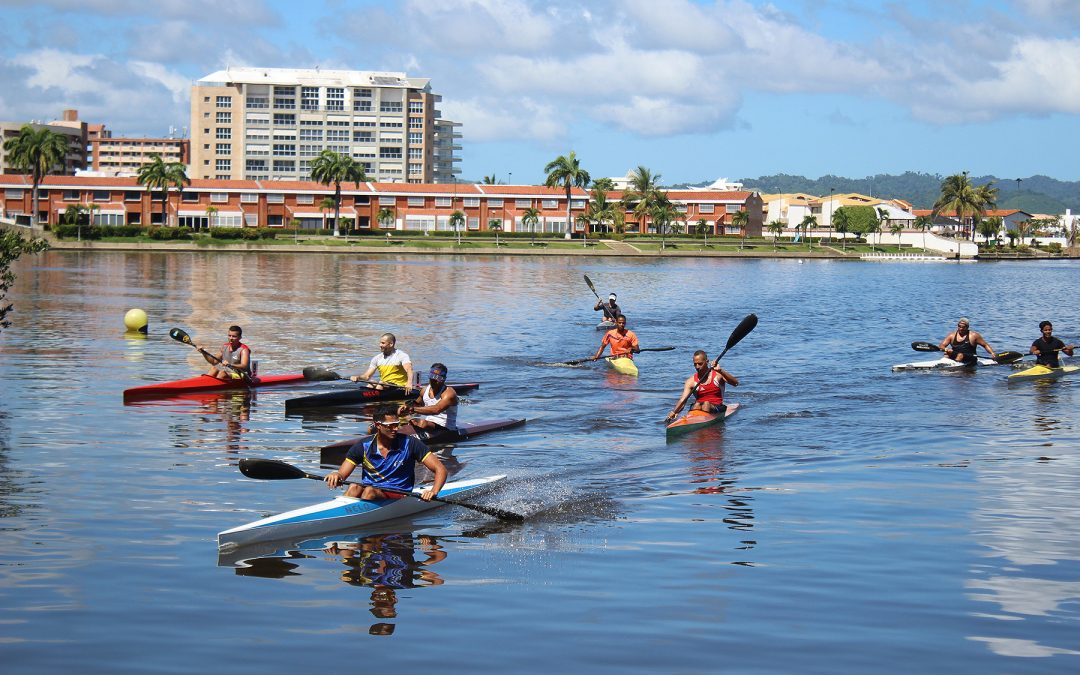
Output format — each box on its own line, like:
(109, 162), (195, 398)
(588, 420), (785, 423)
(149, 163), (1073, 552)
(379, 121), (403, 128)
(326, 130), (349, 142)
(246, 96), (268, 109)
(326, 144), (349, 154)
(354, 120), (376, 127)
(326, 88), (344, 111)
(675, 203), (687, 212)
(240, 193), (258, 203)
(326, 120), (350, 127)
(699, 203), (714, 214)
(379, 146), (402, 159)
(216, 143), (231, 155)
(354, 88), (371, 98)
(408, 132), (422, 144)
(353, 131), (373, 143)
(379, 196), (396, 206)
(274, 97), (295, 109)
(211, 193), (228, 203)
(93, 190), (110, 201)
(216, 96), (232, 108)
(353, 101), (372, 112)
(300, 119), (324, 127)
(246, 159), (266, 172)
(299, 129), (322, 141)
(542, 199), (558, 209)
(571, 199), (586, 209)
(408, 197), (425, 207)
(216, 112), (232, 124)
(273, 144), (296, 156)
(247, 144), (270, 156)
(182, 192), (199, 202)
(63, 190), (79, 201)
(408, 118), (423, 129)
(468, 217), (480, 231)
(380, 101), (403, 113)
(488, 198), (504, 207)
(296, 194), (314, 205)
(273, 113), (295, 126)
(216, 127), (232, 139)
(273, 160), (295, 172)
(408, 101), (423, 113)
(408, 148), (422, 159)
(516, 199), (531, 208)
(463, 197), (480, 207)
(726, 204), (740, 213)
(435, 197), (452, 208)
(354, 195), (370, 205)
(301, 87), (319, 110)
(299, 145), (321, 158)
(124, 191), (140, 202)
(215, 159), (231, 172)
(274, 86), (295, 96)
(266, 193), (284, 204)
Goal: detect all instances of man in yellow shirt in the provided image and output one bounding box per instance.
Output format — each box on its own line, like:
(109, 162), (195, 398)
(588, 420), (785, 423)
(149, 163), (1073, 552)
(352, 333), (414, 389)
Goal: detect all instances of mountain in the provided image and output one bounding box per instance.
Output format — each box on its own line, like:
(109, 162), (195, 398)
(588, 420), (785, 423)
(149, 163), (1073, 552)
(671, 172), (1077, 213)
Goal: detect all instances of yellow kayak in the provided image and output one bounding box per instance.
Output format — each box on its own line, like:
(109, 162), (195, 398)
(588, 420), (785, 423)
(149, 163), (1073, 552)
(608, 356), (638, 376)
(1007, 364), (1080, 383)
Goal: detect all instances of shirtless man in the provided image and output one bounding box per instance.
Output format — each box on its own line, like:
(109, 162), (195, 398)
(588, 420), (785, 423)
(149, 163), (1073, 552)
(938, 317), (996, 365)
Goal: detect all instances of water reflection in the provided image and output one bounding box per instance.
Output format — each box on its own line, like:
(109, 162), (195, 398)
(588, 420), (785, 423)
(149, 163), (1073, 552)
(129, 390), (253, 454)
(225, 531), (448, 636)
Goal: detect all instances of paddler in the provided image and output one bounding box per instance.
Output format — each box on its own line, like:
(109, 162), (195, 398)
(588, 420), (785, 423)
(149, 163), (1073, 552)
(1031, 320), (1075, 367)
(591, 314), (640, 361)
(398, 363), (458, 437)
(325, 405), (447, 501)
(666, 350), (739, 422)
(594, 293), (623, 322)
(351, 332), (414, 390)
(199, 325), (251, 380)
(938, 317), (996, 365)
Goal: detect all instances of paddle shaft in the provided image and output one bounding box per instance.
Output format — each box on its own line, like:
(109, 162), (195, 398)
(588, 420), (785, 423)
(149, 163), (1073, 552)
(563, 346), (674, 366)
(910, 341), (1023, 364)
(701, 314), (757, 382)
(239, 458), (523, 522)
(169, 327), (245, 376)
(585, 274), (620, 321)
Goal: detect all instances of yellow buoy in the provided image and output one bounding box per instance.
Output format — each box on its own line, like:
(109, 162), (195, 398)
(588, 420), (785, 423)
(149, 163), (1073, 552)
(124, 308), (148, 333)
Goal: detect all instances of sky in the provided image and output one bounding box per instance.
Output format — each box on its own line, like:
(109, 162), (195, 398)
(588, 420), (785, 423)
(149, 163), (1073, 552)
(1, 0), (1079, 184)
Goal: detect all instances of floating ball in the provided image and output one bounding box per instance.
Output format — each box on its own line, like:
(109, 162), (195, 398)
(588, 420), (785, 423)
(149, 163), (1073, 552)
(124, 308), (148, 332)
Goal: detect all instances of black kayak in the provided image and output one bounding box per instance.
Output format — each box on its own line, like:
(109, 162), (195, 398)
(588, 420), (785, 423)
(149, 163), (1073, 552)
(319, 417), (526, 465)
(285, 382), (480, 412)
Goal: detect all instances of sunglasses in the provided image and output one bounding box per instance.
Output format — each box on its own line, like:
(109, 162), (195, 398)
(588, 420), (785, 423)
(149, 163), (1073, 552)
(376, 421), (401, 428)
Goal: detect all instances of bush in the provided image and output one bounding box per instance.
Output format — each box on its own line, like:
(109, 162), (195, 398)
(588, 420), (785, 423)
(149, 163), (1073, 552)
(1047, 242), (1062, 254)
(147, 226), (193, 240)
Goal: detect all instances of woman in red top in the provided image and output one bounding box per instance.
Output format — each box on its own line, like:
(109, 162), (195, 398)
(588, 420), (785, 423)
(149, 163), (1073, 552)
(666, 350), (739, 422)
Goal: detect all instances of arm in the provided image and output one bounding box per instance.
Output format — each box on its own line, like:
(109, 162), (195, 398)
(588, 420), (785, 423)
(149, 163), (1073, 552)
(325, 457), (358, 489)
(418, 452), (448, 501)
(351, 357), (378, 383)
(592, 334), (610, 360)
(939, 332), (954, 352)
(630, 332), (640, 354)
(973, 331), (995, 358)
(666, 377), (696, 421)
(398, 389), (425, 416)
(1030, 340), (1040, 356)
(715, 366), (738, 386)
(236, 346), (251, 372)
(199, 345), (223, 366)
(403, 360), (414, 390)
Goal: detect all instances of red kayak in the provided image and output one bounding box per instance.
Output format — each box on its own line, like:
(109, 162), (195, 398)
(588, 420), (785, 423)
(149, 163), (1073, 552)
(666, 402), (740, 439)
(123, 373), (308, 403)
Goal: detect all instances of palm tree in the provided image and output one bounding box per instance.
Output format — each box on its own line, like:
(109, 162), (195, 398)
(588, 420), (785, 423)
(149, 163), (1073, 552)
(833, 209), (851, 251)
(521, 206), (541, 245)
(376, 206), (395, 231)
(1014, 219), (1032, 247)
(767, 220), (784, 251)
(649, 194), (677, 251)
(933, 172), (984, 241)
(975, 182), (999, 241)
(543, 151), (591, 242)
(137, 154), (172, 227)
(732, 209), (749, 250)
(591, 177), (615, 192)
(449, 210), (465, 245)
(621, 166), (663, 234)
(62, 204), (85, 240)
(978, 216), (1001, 246)
(585, 185), (615, 235)
(318, 197), (336, 231)
(876, 207), (890, 249)
(489, 218), (502, 246)
(481, 173), (501, 185)
(168, 162), (189, 224)
(3, 125), (70, 227)
(310, 149), (367, 237)
(914, 214), (932, 251)
(205, 205), (218, 232)
(800, 214), (817, 251)
(889, 221), (904, 251)
(695, 218), (709, 246)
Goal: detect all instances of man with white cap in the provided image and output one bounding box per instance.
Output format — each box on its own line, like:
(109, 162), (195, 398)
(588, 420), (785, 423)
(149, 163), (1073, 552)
(938, 317), (996, 366)
(594, 293), (623, 323)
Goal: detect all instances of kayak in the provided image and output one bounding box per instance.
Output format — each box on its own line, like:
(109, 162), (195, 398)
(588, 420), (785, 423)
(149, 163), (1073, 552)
(666, 402), (740, 439)
(1007, 364), (1080, 383)
(608, 356), (638, 376)
(320, 418), (527, 465)
(218, 474), (505, 549)
(124, 373), (307, 402)
(891, 357), (997, 372)
(284, 382), (479, 412)
(597, 320), (616, 331)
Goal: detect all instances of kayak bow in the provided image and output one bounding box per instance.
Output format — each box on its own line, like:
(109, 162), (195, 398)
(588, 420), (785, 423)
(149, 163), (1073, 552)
(124, 373), (307, 402)
(1007, 364), (1080, 383)
(666, 402), (740, 439)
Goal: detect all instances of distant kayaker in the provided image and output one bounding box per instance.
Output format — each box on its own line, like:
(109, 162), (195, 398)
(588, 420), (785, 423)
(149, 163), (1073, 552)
(325, 405), (447, 501)
(594, 293), (623, 322)
(666, 350), (739, 422)
(399, 363), (458, 436)
(592, 315), (640, 361)
(199, 325), (251, 380)
(938, 317), (996, 365)
(1031, 321), (1074, 367)
(352, 332), (414, 389)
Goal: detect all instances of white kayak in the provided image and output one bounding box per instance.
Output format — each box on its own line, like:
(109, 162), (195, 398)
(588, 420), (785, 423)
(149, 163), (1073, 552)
(891, 356), (997, 372)
(218, 475), (505, 549)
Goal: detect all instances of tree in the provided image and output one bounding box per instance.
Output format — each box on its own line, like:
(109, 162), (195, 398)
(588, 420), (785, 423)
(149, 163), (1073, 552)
(1013, 219), (1032, 246)
(695, 218), (709, 246)
(319, 197), (336, 231)
(621, 166), (663, 234)
(0, 230), (49, 331)
(591, 177), (615, 192)
(767, 220), (784, 251)
(914, 214), (932, 251)
(978, 216), (1001, 245)
(889, 220), (904, 250)
(3, 125), (70, 227)
(85, 203), (99, 233)
(376, 207), (395, 231)
(489, 218), (502, 246)
(137, 154), (187, 227)
(521, 206), (541, 245)
(585, 184), (615, 235)
(649, 194), (677, 251)
(543, 151), (591, 241)
(876, 207), (890, 249)
(205, 205), (218, 232)
(732, 209), (749, 250)
(310, 149), (367, 237)
(833, 209), (851, 251)
(933, 172), (991, 241)
(799, 214), (817, 251)
(449, 209), (465, 245)
(62, 204), (86, 240)
(482, 173), (501, 185)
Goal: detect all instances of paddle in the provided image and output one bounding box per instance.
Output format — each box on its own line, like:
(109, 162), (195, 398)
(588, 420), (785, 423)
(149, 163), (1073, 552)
(237, 458), (524, 523)
(300, 366), (414, 390)
(561, 346), (675, 366)
(910, 341), (1023, 365)
(708, 313), (758, 371)
(585, 274), (616, 322)
(169, 327), (245, 377)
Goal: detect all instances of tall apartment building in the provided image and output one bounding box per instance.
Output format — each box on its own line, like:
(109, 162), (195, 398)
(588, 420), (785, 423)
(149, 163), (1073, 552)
(89, 134), (190, 176)
(189, 67), (461, 184)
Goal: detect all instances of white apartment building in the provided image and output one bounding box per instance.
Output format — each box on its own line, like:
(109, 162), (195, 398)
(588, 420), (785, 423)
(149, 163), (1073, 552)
(190, 67), (461, 184)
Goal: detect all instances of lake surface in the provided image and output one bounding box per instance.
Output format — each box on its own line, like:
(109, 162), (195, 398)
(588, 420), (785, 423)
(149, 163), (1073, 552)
(2, 251), (1080, 672)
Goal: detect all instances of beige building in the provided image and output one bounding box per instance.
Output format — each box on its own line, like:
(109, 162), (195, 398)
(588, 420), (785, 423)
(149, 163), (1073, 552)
(0, 109), (89, 175)
(89, 133), (190, 176)
(189, 67), (460, 184)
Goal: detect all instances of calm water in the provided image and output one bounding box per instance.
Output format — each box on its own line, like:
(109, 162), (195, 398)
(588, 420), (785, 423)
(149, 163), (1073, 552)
(2, 251), (1080, 672)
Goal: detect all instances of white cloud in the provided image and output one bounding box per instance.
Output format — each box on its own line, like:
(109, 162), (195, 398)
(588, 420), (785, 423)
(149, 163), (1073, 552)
(594, 95), (740, 136)
(4, 0), (280, 25)
(440, 97), (563, 142)
(397, 0), (558, 54)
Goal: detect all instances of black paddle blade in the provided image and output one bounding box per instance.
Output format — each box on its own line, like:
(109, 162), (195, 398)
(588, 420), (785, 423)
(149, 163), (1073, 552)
(911, 341), (941, 352)
(238, 458), (307, 480)
(584, 274), (598, 297)
(725, 314), (758, 352)
(995, 351), (1023, 364)
(302, 366), (342, 381)
(169, 327), (193, 345)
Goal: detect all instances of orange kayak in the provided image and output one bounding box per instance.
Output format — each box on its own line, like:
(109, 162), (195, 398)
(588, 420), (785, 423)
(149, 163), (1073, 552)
(666, 402), (740, 439)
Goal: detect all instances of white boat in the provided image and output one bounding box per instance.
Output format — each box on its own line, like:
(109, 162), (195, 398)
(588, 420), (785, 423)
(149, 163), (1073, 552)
(891, 356), (997, 372)
(218, 475), (506, 549)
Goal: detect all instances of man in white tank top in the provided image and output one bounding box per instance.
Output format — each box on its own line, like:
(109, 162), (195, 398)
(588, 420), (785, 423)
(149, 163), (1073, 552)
(399, 363), (458, 434)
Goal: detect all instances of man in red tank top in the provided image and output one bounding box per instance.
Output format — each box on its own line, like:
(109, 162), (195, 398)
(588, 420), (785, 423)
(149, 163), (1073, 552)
(666, 350), (739, 422)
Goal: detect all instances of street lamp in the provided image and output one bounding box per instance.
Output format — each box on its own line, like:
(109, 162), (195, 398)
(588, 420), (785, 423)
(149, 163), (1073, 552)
(509, 171), (512, 185)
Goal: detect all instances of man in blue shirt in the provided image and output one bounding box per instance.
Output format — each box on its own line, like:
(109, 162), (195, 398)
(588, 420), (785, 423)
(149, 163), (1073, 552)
(325, 405), (446, 501)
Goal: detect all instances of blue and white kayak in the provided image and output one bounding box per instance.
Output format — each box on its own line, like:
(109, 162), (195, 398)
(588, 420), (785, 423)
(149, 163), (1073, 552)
(891, 356), (997, 372)
(218, 475), (505, 549)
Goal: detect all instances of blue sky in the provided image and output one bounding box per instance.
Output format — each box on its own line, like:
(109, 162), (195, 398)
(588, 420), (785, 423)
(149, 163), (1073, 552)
(1, 0), (1079, 184)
